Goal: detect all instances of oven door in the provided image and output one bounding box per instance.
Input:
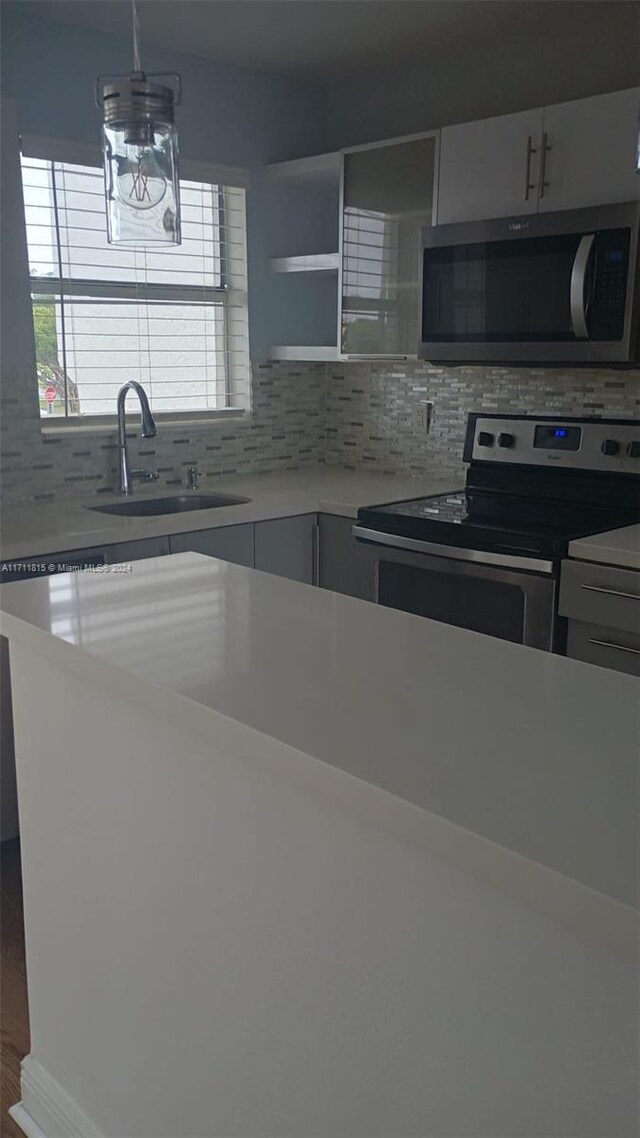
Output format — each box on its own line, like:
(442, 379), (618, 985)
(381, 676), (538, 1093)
(419, 202), (639, 364)
(353, 527), (559, 651)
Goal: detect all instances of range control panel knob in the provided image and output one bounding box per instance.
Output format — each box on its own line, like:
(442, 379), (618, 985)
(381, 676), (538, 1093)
(497, 432), (515, 449)
(601, 439), (620, 456)
(477, 431), (494, 447)
(627, 441), (640, 458)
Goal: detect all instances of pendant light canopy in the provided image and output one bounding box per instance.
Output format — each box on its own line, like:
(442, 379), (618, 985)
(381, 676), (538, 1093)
(96, 0), (182, 245)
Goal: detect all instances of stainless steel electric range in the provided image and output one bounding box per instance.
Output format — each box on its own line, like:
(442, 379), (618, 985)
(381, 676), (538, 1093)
(354, 414), (640, 651)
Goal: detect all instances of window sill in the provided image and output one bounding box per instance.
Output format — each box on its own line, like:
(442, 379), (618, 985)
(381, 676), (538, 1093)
(41, 411), (251, 437)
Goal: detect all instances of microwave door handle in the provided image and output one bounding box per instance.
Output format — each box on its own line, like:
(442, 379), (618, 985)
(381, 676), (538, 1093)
(570, 233), (596, 339)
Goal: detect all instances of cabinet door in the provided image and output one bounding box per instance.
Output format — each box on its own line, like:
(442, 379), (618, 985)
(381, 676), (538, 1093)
(437, 108), (543, 224)
(254, 514), (317, 584)
(341, 135), (436, 357)
(318, 514), (376, 601)
(169, 524), (254, 567)
(539, 89), (640, 213)
(110, 537), (170, 562)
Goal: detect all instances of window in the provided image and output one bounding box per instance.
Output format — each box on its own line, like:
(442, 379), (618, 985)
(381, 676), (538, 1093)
(21, 154), (250, 421)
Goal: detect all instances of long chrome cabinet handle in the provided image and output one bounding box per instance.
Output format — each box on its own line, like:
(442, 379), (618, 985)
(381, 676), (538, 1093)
(570, 233), (596, 340)
(312, 521), (321, 586)
(524, 135), (537, 201)
(538, 131), (551, 199)
(581, 583), (640, 601)
(587, 638), (640, 656)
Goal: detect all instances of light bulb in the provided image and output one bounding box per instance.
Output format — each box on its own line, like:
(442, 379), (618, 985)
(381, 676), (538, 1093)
(98, 74), (182, 244)
(116, 144), (168, 211)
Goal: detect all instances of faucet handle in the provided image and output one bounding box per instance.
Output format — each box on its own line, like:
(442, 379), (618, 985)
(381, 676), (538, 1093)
(186, 465), (202, 490)
(131, 469), (159, 482)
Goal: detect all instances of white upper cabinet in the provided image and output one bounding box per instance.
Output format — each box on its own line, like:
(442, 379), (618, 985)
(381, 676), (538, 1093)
(538, 88), (640, 213)
(437, 108), (544, 224)
(437, 88), (640, 225)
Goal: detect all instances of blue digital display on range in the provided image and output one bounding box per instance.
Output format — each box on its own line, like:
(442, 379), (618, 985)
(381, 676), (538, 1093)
(534, 424), (581, 451)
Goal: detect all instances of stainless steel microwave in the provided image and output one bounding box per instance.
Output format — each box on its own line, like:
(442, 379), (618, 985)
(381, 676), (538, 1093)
(419, 201), (640, 365)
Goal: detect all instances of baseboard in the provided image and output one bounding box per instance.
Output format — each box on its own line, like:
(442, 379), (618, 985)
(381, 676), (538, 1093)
(9, 1056), (104, 1138)
(8, 1104), (48, 1138)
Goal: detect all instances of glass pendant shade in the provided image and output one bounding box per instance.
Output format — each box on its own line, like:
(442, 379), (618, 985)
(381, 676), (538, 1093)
(98, 73), (182, 245)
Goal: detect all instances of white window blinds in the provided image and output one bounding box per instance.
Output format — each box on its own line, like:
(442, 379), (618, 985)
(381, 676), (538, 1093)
(21, 152), (250, 420)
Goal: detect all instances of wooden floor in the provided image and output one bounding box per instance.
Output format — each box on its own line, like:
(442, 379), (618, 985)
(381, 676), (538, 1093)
(1, 839), (29, 1138)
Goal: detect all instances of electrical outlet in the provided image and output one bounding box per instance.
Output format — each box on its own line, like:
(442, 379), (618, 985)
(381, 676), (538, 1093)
(413, 401), (433, 433)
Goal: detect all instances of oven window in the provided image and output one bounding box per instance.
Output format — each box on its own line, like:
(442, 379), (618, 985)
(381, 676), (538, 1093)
(378, 561), (525, 643)
(422, 232), (585, 342)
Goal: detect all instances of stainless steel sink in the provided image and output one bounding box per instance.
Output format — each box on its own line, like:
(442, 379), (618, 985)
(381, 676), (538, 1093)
(89, 494), (252, 517)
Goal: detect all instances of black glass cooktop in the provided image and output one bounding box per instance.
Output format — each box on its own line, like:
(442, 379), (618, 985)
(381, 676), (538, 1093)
(357, 489), (640, 561)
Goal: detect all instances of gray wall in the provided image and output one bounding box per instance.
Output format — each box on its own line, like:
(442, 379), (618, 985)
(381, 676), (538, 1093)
(0, 5), (327, 164)
(321, 1), (640, 150)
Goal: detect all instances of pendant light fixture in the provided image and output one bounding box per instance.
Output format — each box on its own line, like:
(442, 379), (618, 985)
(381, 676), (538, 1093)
(96, 0), (182, 245)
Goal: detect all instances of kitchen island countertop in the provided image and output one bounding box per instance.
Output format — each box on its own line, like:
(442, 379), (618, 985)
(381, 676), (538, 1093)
(2, 550), (637, 948)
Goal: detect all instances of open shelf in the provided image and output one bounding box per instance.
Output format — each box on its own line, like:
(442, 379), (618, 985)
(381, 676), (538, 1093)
(266, 151), (341, 189)
(268, 345), (342, 362)
(268, 253), (339, 274)
(260, 151), (342, 364)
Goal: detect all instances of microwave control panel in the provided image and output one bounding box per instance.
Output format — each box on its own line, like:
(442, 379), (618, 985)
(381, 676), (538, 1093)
(591, 229), (630, 341)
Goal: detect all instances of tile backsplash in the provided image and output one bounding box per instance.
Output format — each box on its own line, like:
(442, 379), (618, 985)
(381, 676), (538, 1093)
(1, 359), (639, 503)
(0, 363), (326, 502)
(325, 362), (640, 483)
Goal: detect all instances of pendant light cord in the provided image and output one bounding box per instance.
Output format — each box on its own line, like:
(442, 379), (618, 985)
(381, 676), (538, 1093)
(132, 0), (142, 72)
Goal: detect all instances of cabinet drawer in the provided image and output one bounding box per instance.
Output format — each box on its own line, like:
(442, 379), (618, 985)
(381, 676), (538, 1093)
(559, 559), (640, 634)
(566, 620), (640, 678)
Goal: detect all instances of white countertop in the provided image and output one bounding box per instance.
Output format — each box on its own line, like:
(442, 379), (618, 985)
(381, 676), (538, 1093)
(0, 468), (456, 562)
(569, 523), (640, 571)
(1, 551), (637, 918)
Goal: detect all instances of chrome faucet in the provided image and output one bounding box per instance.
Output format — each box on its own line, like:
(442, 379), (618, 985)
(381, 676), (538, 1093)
(117, 381), (158, 496)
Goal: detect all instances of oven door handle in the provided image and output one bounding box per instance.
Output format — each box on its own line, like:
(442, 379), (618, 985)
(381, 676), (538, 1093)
(570, 233), (596, 340)
(352, 526), (555, 575)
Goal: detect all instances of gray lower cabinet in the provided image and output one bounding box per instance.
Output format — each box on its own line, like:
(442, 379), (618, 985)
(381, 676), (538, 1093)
(566, 620), (640, 678)
(109, 537), (170, 562)
(254, 514), (317, 584)
(0, 546), (112, 580)
(169, 524), (255, 568)
(560, 557), (640, 676)
(318, 514), (376, 601)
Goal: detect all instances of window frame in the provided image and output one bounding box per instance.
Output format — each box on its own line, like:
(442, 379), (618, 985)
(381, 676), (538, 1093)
(20, 137), (251, 430)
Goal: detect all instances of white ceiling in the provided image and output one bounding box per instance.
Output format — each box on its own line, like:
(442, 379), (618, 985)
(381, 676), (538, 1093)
(8, 0), (639, 82)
